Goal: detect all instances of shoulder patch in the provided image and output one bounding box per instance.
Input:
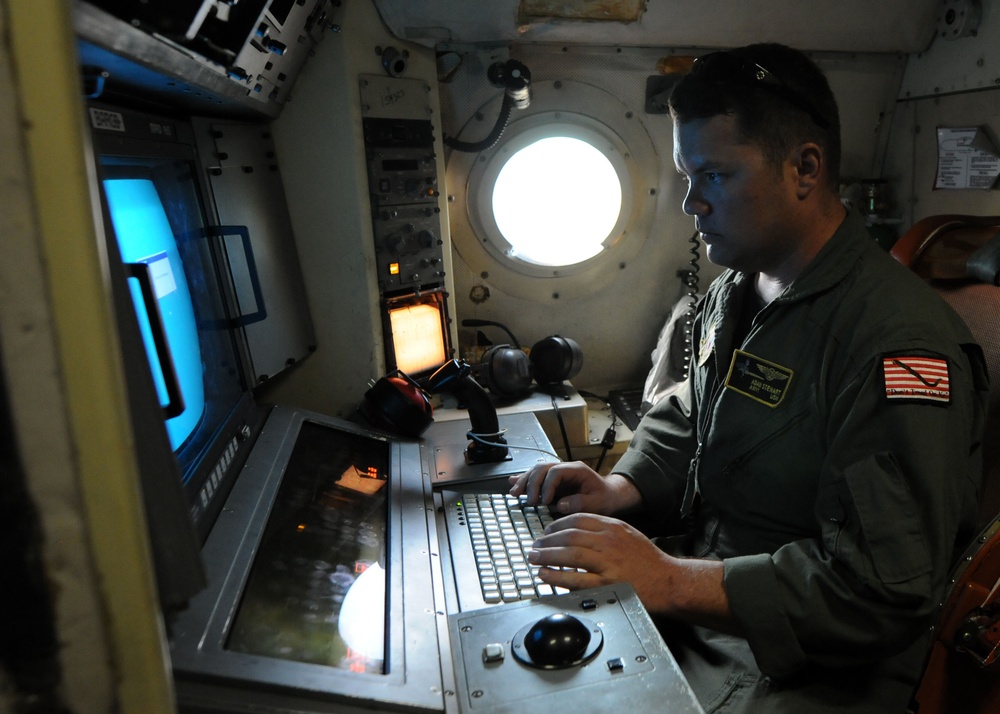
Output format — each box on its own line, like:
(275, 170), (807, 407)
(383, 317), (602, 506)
(883, 356), (950, 403)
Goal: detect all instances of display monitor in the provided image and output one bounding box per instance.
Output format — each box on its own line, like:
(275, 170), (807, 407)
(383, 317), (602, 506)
(170, 408), (445, 712)
(90, 101), (254, 540)
(382, 288), (451, 379)
(103, 176), (206, 451)
(225, 421), (389, 673)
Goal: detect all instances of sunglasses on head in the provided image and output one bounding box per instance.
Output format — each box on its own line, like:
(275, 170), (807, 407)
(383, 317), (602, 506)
(690, 51), (832, 131)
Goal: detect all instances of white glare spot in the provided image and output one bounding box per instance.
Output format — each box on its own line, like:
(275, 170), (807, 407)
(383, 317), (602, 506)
(492, 137), (622, 267)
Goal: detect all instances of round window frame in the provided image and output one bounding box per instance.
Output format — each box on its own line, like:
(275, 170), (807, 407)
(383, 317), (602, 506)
(447, 80), (659, 300)
(475, 121), (633, 273)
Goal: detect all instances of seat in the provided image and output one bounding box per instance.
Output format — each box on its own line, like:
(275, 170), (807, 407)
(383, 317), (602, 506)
(891, 214), (1000, 527)
(890, 215), (1000, 713)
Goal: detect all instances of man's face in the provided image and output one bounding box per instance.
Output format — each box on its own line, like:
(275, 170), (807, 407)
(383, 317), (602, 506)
(673, 114), (801, 275)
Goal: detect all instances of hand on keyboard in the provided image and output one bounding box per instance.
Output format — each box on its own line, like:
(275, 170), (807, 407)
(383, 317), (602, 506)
(507, 461), (643, 516)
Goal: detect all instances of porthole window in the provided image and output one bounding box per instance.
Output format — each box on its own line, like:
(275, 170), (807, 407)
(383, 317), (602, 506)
(448, 80), (659, 300)
(491, 136), (623, 266)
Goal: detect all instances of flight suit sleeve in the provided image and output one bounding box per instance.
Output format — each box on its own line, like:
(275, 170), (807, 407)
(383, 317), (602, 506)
(611, 384), (698, 524)
(723, 345), (987, 678)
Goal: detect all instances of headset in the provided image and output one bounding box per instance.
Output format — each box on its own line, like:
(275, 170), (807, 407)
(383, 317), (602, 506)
(529, 334), (583, 387)
(462, 319), (583, 398)
(358, 360), (513, 464)
(358, 371), (434, 438)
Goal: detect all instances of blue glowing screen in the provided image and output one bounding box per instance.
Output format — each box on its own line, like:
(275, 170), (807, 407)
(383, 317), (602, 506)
(104, 178), (205, 451)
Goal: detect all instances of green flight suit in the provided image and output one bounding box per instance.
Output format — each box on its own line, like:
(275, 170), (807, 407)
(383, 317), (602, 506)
(614, 210), (989, 712)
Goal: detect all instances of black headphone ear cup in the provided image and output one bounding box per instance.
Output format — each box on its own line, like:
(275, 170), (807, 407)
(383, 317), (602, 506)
(529, 336), (583, 385)
(481, 344), (533, 398)
(359, 376), (433, 437)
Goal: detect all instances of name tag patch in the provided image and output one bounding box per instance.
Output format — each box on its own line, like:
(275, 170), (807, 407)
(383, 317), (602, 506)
(883, 356), (950, 403)
(725, 350), (793, 407)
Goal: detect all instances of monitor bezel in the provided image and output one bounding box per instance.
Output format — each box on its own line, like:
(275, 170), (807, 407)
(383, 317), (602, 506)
(170, 406), (445, 712)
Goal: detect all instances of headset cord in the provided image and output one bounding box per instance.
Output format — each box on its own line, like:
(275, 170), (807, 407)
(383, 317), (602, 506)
(678, 231), (701, 379)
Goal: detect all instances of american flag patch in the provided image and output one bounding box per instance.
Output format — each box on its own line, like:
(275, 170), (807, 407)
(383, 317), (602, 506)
(883, 356), (950, 403)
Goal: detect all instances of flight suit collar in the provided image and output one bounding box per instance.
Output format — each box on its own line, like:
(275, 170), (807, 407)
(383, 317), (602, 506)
(772, 209), (868, 304)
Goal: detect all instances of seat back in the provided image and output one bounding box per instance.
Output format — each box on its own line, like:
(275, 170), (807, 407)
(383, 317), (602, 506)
(892, 215), (1000, 714)
(890, 215), (1000, 528)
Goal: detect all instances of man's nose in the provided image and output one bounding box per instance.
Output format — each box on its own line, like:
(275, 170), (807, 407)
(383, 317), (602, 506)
(682, 185), (709, 217)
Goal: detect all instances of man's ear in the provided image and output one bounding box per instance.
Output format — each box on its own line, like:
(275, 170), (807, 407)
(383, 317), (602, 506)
(792, 143), (823, 199)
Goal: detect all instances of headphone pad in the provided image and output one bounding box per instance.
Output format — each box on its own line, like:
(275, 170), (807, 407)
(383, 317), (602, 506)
(481, 345), (532, 398)
(360, 376), (433, 437)
(530, 335), (583, 385)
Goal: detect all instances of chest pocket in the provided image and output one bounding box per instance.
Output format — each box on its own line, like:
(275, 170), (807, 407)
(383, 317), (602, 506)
(700, 382), (821, 536)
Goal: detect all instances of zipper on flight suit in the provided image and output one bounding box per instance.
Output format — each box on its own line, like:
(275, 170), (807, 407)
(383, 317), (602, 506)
(683, 292), (777, 517)
(681, 375), (727, 519)
(682, 277), (778, 520)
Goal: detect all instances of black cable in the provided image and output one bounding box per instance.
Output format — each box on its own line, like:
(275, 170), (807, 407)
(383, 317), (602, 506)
(550, 395), (573, 461)
(461, 318), (521, 349)
(578, 390), (616, 472)
(595, 410), (618, 473)
(677, 231), (701, 378)
(444, 93), (515, 153)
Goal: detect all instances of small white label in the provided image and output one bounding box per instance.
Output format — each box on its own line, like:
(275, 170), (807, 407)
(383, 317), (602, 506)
(89, 107), (125, 132)
(144, 253), (178, 299)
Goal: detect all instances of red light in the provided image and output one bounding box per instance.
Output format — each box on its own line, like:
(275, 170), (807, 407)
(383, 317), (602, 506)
(345, 647), (372, 673)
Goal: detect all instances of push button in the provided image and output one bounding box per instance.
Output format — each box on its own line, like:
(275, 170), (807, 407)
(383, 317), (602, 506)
(482, 643), (505, 664)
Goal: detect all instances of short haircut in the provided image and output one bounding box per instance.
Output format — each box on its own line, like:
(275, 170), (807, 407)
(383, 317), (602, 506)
(668, 43), (841, 187)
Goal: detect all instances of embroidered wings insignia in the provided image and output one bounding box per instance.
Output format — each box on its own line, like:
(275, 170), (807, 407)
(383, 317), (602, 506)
(756, 364), (790, 382)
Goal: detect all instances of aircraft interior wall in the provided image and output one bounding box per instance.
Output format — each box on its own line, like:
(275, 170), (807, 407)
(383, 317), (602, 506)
(4, 1), (1000, 711)
(440, 46), (909, 391)
(262, 2), (965, 404)
(883, 0), (1000, 224)
(259, 0), (455, 418)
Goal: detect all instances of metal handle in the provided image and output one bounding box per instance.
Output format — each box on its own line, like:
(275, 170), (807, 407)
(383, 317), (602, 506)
(125, 262), (186, 419)
(205, 225), (268, 327)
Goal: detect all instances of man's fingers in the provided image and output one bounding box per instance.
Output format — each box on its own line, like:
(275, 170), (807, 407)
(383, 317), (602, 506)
(508, 462), (557, 503)
(535, 565), (602, 591)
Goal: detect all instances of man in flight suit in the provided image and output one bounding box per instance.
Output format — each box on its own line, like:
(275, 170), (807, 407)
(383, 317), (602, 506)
(510, 43), (989, 712)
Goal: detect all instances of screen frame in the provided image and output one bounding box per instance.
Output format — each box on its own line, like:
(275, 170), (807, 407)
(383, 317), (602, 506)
(381, 287), (452, 382)
(170, 407), (445, 712)
(89, 100), (262, 541)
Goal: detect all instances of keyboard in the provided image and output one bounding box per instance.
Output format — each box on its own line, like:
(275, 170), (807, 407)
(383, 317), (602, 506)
(443, 492), (568, 610)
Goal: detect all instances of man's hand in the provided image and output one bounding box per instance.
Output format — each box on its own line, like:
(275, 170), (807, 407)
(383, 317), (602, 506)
(507, 461), (642, 516)
(527, 512), (740, 633)
(527, 513), (672, 607)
